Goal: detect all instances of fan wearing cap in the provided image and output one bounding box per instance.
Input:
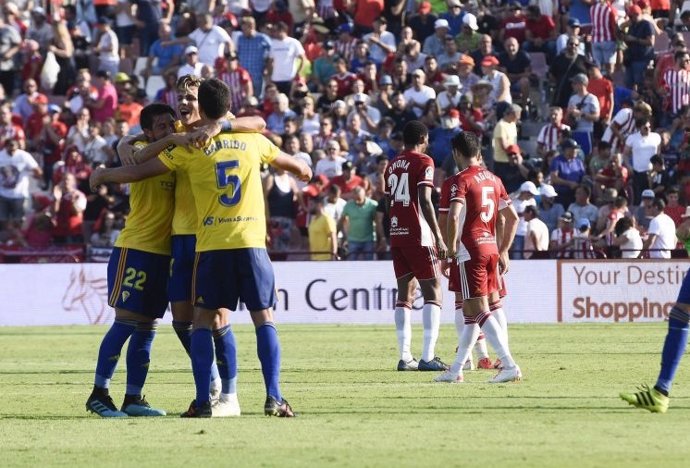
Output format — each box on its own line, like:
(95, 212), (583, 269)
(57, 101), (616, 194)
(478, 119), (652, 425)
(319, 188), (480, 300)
(407, 1), (438, 44)
(550, 138), (585, 208)
(457, 55), (480, 91)
(403, 69), (436, 118)
(422, 18), (450, 58)
(566, 73), (600, 156)
(455, 13), (481, 54)
(177, 45), (204, 78)
(633, 188), (657, 231)
(623, 116), (660, 205)
(549, 211), (576, 255)
(439, 0), (464, 36)
(510, 181), (539, 259)
(537, 184), (564, 233)
(555, 17), (585, 57)
(27, 6), (53, 53)
(622, 4), (655, 88)
(481, 55), (511, 108)
(436, 75), (462, 115)
(216, 52), (254, 115)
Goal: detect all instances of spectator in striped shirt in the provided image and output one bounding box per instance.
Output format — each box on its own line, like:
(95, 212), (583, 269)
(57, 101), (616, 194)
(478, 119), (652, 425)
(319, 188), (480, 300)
(590, 0), (618, 76)
(602, 100), (652, 150)
(537, 106), (571, 158)
(215, 52), (253, 114)
(662, 51), (690, 120)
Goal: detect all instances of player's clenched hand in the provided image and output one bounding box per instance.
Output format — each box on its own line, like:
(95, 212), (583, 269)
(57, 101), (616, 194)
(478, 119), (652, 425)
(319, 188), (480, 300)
(118, 136), (138, 166)
(169, 133), (194, 152)
(436, 238), (448, 259)
(298, 164), (313, 183)
(189, 122), (221, 148)
(89, 165), (106, 192)
(499, 251), (510, 275)
(441, 259), (451, 278)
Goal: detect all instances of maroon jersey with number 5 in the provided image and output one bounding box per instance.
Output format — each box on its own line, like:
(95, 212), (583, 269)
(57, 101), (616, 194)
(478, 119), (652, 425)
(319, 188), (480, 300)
(385, 150), (435, 248)
(449, 165), (511, 256)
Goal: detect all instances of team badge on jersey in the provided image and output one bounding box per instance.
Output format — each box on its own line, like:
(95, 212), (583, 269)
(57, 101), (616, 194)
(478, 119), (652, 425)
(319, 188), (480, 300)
(391, 216), (398, 228)
(424, 166), (434, 181)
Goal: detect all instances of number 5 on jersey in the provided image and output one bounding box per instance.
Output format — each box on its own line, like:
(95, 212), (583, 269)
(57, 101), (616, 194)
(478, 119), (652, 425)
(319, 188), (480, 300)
(481, 186), (495, 222)
(216, 160), (241, 206)
(387, 172), (410, 206)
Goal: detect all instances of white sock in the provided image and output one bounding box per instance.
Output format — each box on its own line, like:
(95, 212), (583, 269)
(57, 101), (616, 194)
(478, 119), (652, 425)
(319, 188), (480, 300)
(450, 319), (480, 374)
(478, 312), (516, 369)
(394, 306), (412, 362)
(422, 302), (441, 362)
(454, 307), (464, 341)
(219, 392), (237, 402)
(474, 333), (490, 359)
(492, 307), (509, 345)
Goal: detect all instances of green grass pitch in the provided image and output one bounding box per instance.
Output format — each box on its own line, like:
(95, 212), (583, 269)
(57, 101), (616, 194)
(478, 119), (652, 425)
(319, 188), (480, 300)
(1, 323), (690, 467)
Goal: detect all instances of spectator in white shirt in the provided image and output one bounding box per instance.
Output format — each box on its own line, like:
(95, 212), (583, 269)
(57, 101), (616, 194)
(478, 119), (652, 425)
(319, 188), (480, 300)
(612, 216), (643, 258)
(187, 13), (234, 66)
(624, 117), (661, 205)
(315, 140), (346, 179)
(363, 17), (396, 65)
(177, 46), (205, 78)
(269, 21), (306, 95)
(403, 69), (436, 118)
(644, 198), (677, 259)
(524, 205), (550, 258)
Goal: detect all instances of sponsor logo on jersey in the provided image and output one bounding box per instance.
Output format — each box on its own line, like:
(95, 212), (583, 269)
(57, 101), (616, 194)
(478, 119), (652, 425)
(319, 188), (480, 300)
(390, 216), (398, 228)
(203, 216), (215, 226)
(196, 296), (205, 305)
(121, 291), (130, 302)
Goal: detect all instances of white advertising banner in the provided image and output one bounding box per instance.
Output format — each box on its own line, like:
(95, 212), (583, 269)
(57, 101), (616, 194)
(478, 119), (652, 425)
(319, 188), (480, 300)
(557, 260), (690, 323)
(0, 261), (557, 326)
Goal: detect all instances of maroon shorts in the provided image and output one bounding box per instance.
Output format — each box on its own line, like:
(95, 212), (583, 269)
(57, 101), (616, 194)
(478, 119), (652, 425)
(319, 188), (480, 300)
(451, 252), (499, 299)
(391, 245), (439, 280)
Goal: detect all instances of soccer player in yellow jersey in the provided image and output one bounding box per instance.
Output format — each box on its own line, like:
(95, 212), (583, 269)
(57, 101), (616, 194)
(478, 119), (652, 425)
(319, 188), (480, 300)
(86, 103), (181, 418)
(91, 79), (312, 417)
(115, 75), (266, 417)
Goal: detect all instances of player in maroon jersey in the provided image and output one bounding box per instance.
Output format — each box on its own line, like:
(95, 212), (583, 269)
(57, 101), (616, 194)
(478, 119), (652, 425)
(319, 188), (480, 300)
(440, 166), (506, 371)
(436, 132), (522, 383)
(386, 121), (449, 372)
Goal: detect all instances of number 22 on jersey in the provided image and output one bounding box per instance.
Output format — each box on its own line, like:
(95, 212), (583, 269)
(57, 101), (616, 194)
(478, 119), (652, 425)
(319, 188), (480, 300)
(387, 172), (411, 206)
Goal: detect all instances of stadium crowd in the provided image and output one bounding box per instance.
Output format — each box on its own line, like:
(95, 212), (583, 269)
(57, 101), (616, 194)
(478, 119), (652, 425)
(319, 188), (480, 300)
(4, 0), (690, 262)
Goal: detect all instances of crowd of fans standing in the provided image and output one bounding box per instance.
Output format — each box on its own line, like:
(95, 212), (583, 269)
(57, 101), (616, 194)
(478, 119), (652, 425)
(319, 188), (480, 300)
(2, 0), (690, 262)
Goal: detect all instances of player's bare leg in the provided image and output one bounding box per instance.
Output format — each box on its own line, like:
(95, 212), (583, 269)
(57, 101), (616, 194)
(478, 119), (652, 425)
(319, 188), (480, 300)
(394, 275), (418, 371)
(417, 278), (448, 371)
(250, 308), (294, 417)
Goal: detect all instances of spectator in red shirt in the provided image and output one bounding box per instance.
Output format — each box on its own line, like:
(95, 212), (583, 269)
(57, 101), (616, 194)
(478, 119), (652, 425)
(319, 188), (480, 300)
(524, 5), (556, 56)
(587, 64), (614, 138)
(351, 0), (384, 35)
(216, 52), (254, 114)
(36, 105), (68, 187)
(500, 3), (527, 44)
(664, 186), (685, 226)
(266, 1), (294, 35)
(331, 55), (358, 99)
(0, 103), (26, 150)
(86, 70), (118, 124)
(25, 94), (50, 142)
(52, 172), (87, 244)
(330, 161), (367, 200)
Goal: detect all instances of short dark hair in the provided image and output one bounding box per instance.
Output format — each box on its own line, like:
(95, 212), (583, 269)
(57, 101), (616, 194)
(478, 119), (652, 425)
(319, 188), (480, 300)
(524, 205), (539, 217)
(140, 103), (176, 131)
(96, 70), (111, 80)
(598, 140), (612, 151)
(198, 78), (230, 119)
(576, 184), (591, 197)
(451, 132), (481, 159)
(635, 116), (651, 128)
(652, 197), (666, 211)
(402, 120), (428, 146)
(614, 216), (633, 237)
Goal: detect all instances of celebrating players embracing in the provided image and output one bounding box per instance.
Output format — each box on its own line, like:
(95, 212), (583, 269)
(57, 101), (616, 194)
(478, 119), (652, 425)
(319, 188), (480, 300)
(387, 121), (449, 372)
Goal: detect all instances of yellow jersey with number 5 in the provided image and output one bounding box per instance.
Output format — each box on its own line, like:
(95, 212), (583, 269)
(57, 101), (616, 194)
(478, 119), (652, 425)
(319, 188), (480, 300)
(158, 132), (279, 251)
(171, 120), (197, 235)
(115, 141), (175, 254)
